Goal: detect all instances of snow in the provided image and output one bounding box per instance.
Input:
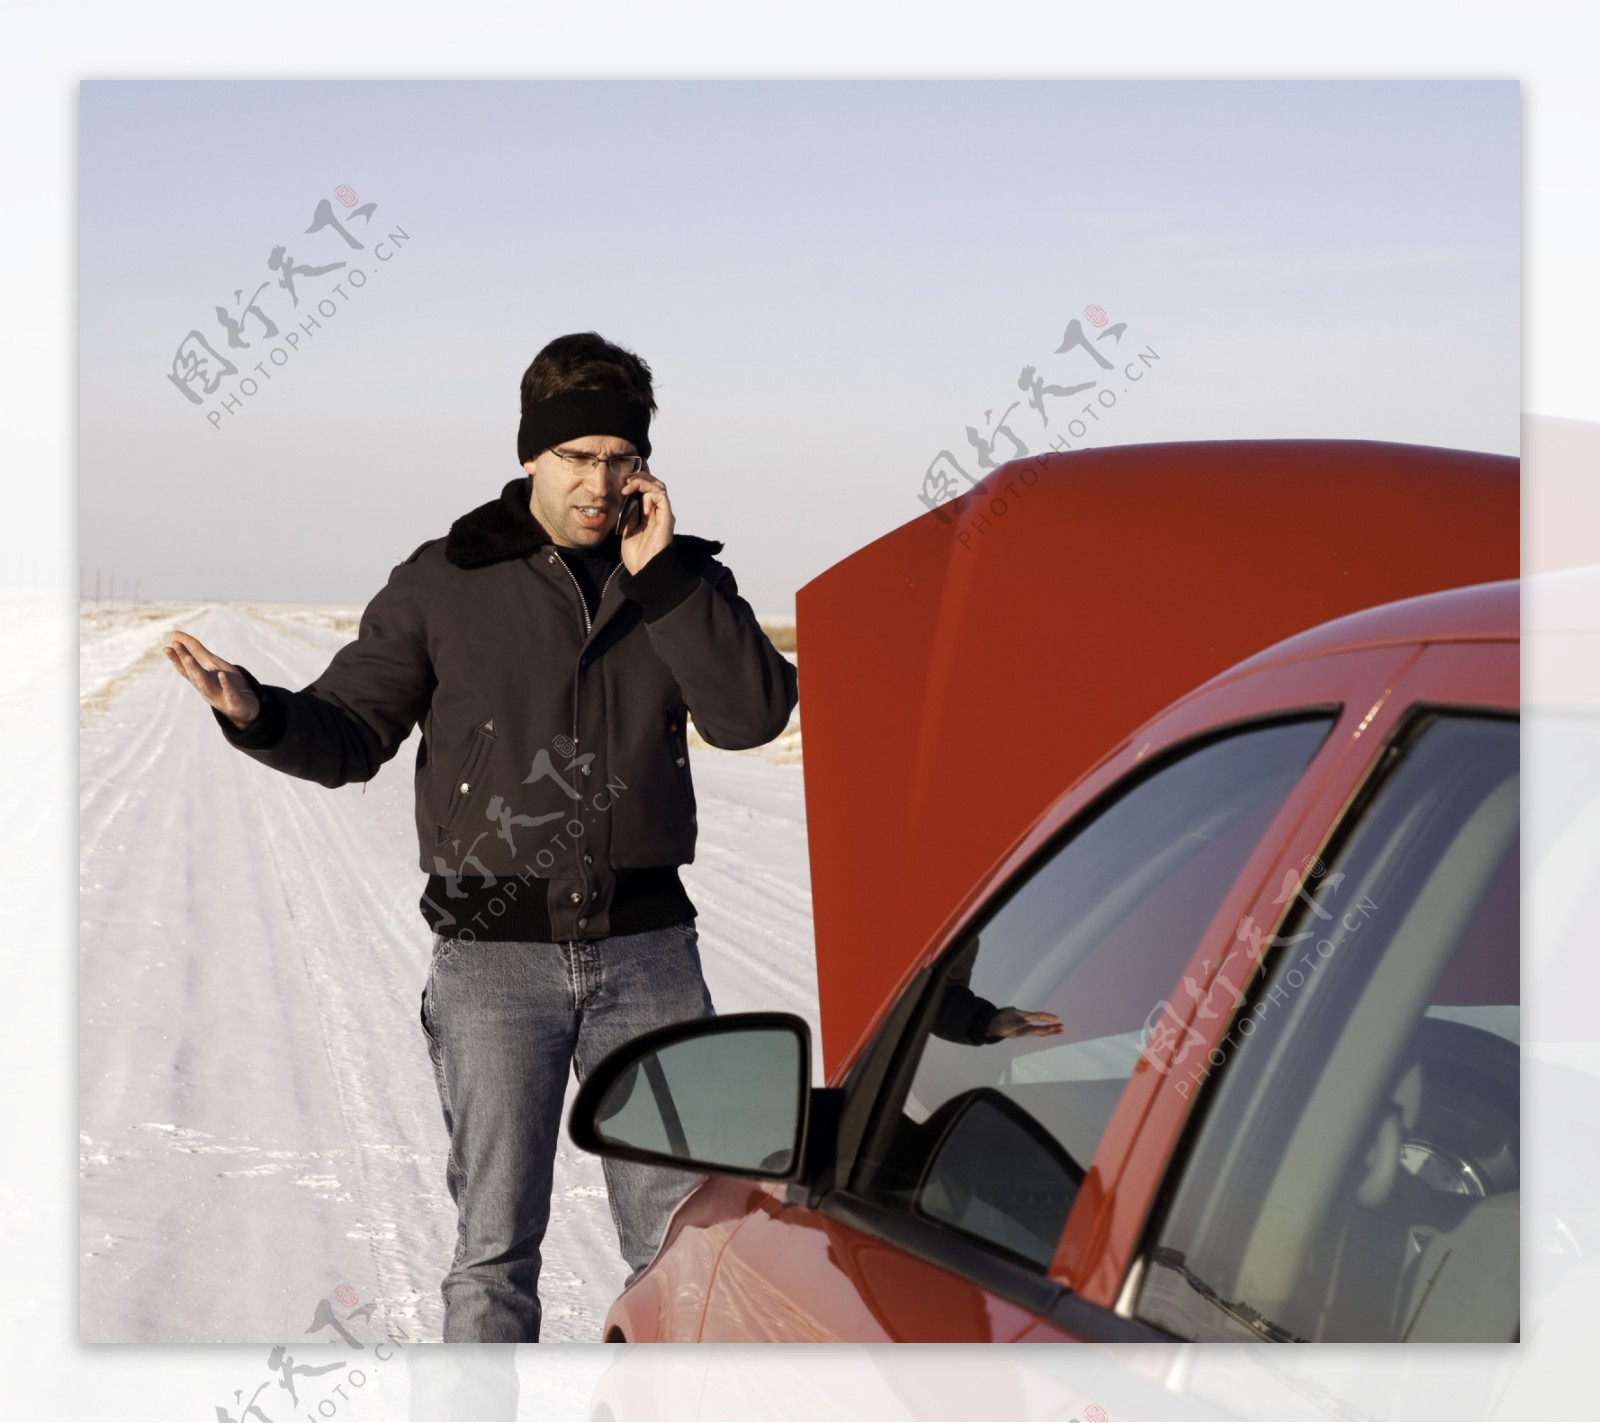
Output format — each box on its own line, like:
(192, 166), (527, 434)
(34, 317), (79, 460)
(78, 599), (815, 1344)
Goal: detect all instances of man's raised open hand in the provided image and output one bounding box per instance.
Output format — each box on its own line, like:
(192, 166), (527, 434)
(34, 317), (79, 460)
(165, 630), (261, 731)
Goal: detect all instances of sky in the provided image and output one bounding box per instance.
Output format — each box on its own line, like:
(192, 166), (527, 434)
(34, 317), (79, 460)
(78, 79), (1520, 614)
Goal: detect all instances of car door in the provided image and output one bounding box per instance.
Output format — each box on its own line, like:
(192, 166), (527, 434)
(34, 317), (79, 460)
(1104, 641), (1521, 1342)
(698, 697), (1357, 1341)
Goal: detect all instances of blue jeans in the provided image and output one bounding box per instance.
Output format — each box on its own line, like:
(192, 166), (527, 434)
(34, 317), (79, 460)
(418, 922), (716, 1342)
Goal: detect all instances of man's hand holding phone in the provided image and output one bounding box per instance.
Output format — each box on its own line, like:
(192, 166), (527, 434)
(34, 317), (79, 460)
(616, 469), (674, 575)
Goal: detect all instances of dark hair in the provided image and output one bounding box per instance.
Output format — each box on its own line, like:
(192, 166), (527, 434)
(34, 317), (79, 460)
(520, 331), (657, 415)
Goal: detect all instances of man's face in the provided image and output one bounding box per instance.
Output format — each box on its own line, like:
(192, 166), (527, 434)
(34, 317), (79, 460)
(522, 433), (640, 549)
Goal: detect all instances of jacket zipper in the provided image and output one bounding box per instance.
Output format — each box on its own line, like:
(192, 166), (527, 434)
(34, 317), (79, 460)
(549, 552), (623, 920)
(664, 705), (694, 820)
(443, 722), (495, 833)
(551, 552), (622, 643)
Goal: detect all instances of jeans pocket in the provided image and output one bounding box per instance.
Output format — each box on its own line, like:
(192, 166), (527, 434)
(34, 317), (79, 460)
(418, 981), (458, 1151)
(668, 922), (714, 1017)
(419, 984), (441, 1052)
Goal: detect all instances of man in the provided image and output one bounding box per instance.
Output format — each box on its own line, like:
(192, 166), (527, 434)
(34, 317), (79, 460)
(165, 331), (799, 1342)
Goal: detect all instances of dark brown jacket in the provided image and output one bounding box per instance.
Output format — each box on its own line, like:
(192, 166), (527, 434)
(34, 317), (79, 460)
(217, 475), (798, 940)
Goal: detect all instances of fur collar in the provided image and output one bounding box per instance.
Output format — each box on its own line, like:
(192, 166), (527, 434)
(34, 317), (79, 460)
(446, 476), (725, 569)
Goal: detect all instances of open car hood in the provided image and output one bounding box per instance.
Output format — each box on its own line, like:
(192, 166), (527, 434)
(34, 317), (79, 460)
(794, 439), (1519, 1075)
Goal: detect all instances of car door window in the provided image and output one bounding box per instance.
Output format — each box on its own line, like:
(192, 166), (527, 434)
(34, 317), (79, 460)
(1133, 713), (1519, 1342)
(852, 715), (1335, 1271)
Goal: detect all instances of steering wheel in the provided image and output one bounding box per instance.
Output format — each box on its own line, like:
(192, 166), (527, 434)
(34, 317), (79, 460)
(1392, 1014), (1520, 1200)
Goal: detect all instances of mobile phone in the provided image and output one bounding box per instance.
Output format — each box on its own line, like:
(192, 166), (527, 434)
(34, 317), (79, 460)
(615, 489), (643, 538)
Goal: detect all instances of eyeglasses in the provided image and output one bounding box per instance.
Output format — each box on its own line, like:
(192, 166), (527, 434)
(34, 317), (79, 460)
(548, 447), (644, 477)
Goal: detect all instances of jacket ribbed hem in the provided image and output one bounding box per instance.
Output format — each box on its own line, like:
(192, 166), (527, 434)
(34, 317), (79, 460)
(419, 866), (695, 942)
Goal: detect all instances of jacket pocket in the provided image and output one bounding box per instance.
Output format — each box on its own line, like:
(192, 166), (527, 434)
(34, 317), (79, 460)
(441, 718), (497, 835)
(663, 705), (696, 823)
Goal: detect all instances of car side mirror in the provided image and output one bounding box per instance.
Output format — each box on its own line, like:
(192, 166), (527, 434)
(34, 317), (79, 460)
(912, 1087), (1084, 1268)
(568, 1012), (813, 1181)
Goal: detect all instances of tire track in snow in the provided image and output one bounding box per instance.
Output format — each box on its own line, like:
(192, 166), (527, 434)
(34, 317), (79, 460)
(203, 606), (631, 1339)
(78, 607), (216, 850)
(206, 605), (447, 1337)
(80, 601), (818, 1342)
(81, 606), (394, 1340)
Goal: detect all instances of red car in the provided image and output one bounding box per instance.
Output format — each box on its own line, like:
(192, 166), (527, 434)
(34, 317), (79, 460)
(570, 440), (1520, 1343)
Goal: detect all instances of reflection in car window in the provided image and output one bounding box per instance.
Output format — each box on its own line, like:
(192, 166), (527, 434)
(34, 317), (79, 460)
(855, 717), (1335, 1270)
(1135, 714), (1519, 1342)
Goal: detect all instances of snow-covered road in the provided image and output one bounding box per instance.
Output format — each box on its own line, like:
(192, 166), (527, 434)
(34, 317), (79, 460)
(78, 602), (815, 1344)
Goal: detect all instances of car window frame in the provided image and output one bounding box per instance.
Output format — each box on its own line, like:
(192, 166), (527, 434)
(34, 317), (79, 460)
(800, 707), (1343, 1327)
(1120, 703), (1522, 1340)
(1053, 639), (1517, 1308)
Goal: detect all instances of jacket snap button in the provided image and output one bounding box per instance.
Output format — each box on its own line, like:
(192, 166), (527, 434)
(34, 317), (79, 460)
(459, 781), (471, 793)
(581, 764), (591, 775)
(568, 891), (582, 904)
(547, 554), (556, 563)
(577, 917), (588, 929)
(583, 853), (593, 865)
(676, 757), (685, 767)
(590, 887), (599, 898)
